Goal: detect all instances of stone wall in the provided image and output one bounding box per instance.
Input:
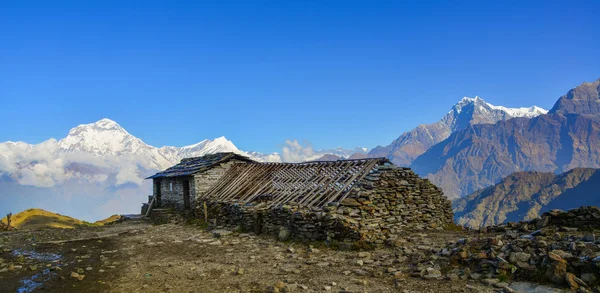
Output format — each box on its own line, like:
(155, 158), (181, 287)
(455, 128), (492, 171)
(193, 160), (246, 196)
(197, 164), (454, 245)
(449, 205), (600, 291)
(487, 205), (600, 232)
(155, 176), (196, 212)
(541, 206), (600, 229)
(152, 159), (246, 213)
(333, 164), (454, 244)
(198, 202), (360, 242)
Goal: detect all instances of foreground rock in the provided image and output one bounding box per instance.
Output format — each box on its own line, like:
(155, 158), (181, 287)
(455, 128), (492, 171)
(0, 207), (598, 292)
(436, 207), (600, 292)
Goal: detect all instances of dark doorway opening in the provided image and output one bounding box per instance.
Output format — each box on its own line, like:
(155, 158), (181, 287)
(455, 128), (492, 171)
(254, 213), (263, 234)
(183, 179), (191, 210)
(155, 180), (162, 207)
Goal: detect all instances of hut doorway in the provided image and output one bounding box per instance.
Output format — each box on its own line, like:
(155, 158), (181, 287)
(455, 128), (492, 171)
(183, 180), (191, 210)
(254, 213), (263, 234)
(155, 180), (162, 207)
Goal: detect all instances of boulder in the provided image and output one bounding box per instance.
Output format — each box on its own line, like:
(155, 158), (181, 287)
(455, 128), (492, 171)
(278, 227), (291, 241)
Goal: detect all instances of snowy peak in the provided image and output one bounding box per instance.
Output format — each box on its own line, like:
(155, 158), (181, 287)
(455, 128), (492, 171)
(445, 96), (548, 132)
(486, 103), (548, 118)
(180, 136), (235, 151)
(54, 118), (277, 165)
(0, 118), (362, 190)
(369, 96), (549, 166)
(93, 118), (129, 132)
(57, 118), (147, 156)
(450, 96), (547, 119)
(66, 118), (129, 136)
(159, 136), (244, 164)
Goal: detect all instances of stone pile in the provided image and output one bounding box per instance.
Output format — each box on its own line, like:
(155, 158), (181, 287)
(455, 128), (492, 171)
(431, 207), (600, 292)
(481, 206), (600, 233)
(197, 164), (455, 246)
(537, 206), (600, 230)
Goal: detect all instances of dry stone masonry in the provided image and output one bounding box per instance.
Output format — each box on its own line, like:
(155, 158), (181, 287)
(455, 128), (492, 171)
(144, 153), (254, 213)
(197, 162), (454, 245)
(440, 206), (600, 292)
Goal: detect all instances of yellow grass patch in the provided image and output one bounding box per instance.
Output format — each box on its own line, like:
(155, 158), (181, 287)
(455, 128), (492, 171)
(1, 208), (123, 230)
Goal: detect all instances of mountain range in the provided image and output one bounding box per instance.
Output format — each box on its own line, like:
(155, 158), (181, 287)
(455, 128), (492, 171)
(0, 119), (366, 221)
(367, 97), (548, 166)
(411, 78), (600, 199)
(0, 118), (371, 188)
(2, 78), (599, 223)
(454, 168), (600, 228)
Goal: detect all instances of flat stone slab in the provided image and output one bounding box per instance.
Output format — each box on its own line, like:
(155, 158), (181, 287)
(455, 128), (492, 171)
(212, 229), (233, 238)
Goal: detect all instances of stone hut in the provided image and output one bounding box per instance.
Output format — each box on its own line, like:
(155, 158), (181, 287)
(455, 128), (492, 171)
(197, 157), (454, 245)
(144, 152), (255, 213)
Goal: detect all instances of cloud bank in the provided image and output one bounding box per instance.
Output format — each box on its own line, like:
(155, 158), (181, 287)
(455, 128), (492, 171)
(0, 139), (153, 188)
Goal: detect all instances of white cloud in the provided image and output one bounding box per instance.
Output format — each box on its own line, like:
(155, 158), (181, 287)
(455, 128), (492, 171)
(94, 184), (149, 218)
(281, 140), (322, 163)
(0, 139), (149, 188)
(260, 153), (283, 162)
(115, 164), (143, 186)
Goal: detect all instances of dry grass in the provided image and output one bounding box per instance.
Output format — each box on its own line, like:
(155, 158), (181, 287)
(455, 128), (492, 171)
(0, 208), (122, 230)
(1, 208), (86, 229)
(94, 214), (122, 226)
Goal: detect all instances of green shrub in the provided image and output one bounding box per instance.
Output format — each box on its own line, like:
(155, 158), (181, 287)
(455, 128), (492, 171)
(444, 223), (464, 231)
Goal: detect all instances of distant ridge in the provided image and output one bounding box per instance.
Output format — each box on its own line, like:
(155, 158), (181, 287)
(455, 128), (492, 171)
(454, 168), (600, 228)
(368, 96), (547, 166)
(411, 78), (600, 199)
(1, 208), (120, 230)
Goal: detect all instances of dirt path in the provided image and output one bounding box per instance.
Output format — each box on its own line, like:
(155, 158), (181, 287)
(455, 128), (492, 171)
(0, 221), (501, 293)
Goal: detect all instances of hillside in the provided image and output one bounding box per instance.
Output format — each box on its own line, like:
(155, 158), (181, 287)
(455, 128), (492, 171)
(453, 168), (600, 228)
(368, 97), (547, 166)
(1, 208), (120, 230)
(1, 208), (598, 292)
(94, 214), (123, 226)
(412, 78), (600, 199)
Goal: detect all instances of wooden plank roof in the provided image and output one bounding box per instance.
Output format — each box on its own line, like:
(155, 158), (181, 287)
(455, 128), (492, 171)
(199, 157), (389, 208)
(146, 152), (256, 179)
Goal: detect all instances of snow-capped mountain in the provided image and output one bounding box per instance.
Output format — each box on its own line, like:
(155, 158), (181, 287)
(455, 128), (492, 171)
(0, 118), (371, 190)
(368, 96), (548, 166)
(443, 96), (548, 130)
(1, 118), (361, 220)
(58, 118), (147, 155)
(0, 119), (271, 189)
(158, 137), (248, 167)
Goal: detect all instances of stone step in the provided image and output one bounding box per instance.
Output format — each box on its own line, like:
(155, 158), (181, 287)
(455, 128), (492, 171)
(123, 214), (149, 222)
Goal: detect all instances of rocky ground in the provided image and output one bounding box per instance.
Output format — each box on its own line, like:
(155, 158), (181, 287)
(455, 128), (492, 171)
(0, 212), (597, 293)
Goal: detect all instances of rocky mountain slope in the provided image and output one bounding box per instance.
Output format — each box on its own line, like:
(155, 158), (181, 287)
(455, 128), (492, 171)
(453, 168), (600, 228)
(550, 79), (600, 116)
(368, 97), (547, 166)
(411, 78), (600, 199)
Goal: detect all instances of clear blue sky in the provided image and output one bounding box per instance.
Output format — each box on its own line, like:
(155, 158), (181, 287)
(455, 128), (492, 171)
(1, 1), (599, 153)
